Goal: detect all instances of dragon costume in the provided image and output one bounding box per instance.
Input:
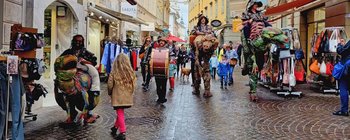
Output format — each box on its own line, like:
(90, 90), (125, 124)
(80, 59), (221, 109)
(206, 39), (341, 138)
(241, 0), (289, 101)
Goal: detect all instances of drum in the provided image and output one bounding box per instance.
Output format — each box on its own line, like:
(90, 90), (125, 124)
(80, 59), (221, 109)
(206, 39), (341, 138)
(150, 48), (169, 77)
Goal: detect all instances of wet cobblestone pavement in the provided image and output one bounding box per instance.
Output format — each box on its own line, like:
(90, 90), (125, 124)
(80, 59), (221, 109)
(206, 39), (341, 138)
(24, 71), (350, 140)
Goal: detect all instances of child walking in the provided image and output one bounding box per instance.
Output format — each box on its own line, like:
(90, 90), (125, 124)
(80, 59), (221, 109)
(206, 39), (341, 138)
(108, 54), (137, 140)
(218, 55), (230, 89)
(169, 59), (177, 91)
(209, 54), (219, 80)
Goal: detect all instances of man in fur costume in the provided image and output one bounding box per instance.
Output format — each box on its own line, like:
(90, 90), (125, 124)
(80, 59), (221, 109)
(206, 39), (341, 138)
(190, 14), (219, 97)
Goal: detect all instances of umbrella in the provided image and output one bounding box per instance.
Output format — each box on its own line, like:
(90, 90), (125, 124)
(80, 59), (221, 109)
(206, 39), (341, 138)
(167, 35), (186, 42)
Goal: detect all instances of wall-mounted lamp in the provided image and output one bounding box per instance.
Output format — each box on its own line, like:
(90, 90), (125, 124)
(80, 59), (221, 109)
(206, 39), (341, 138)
(89, 12), (94, 16)
(99, 16), (102, 19)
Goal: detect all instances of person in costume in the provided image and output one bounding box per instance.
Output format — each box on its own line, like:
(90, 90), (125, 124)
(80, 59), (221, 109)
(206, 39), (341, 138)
(55, 35), (100, 124)
(241, 0), (270, 101)
(190, 14), (218, 97)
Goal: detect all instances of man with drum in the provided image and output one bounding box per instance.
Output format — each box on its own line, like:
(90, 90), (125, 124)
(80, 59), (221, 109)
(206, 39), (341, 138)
(143, 37), (170, 103)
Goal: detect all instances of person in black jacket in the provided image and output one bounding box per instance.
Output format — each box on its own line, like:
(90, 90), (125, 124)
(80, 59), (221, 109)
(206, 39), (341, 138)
(139, 37), (152, 86)
(177, 44), (188, 77)
(333, 39), (350, 116)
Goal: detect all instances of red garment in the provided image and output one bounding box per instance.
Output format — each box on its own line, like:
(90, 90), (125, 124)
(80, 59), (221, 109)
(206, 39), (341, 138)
(169, 77), (175, 89)
(132, 51), (137, 71)
(114, 109), (126, 133)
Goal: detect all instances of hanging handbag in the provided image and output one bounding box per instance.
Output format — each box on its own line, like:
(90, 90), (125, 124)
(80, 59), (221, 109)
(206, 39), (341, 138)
(313, 33), (322, 53)
(295, 49), (305, 60)
(320, 30), (330, 53)
(326, 61), (334, 76)
(329, 29), (340, 53)
(293, 31), (301, 50)
(289, 58), (296, 86)
(294, 60), (305, 82)
(282, 59), (290, 84)
(279, 50), (291, 59)
(320, 60), (327, 75)
(310, 60), (320, 74)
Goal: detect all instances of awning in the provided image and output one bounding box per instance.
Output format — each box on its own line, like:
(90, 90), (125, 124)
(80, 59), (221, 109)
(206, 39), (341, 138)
(90, 5), (148, 25)
(268, 0), (326, 22)
(264, 0), (315, 16)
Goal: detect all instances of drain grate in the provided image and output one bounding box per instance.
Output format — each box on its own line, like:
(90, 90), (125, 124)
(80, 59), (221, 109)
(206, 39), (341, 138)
(126, 117), (163, 125)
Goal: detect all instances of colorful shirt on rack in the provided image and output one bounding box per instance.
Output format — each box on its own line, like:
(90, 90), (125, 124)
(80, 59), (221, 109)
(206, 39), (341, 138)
(101, 42), (121, 74)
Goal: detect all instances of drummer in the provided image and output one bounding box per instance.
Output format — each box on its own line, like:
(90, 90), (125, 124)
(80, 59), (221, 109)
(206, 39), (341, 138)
(143, 37), (170, 104)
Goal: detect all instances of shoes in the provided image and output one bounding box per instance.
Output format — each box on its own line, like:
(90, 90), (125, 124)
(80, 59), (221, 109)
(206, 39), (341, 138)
(220, 85), (223, 89)
(111, 127), (118, 135)
(169, 88), (174, 91)
(142, 82), (145, 86)
(84, 114), (100, 123)
(143, 87), (149, 92)
(333, 111), (349, 116)
(204, 92), (213, 98)
(116, 133), (126, 140)
(225, 86), (227, 89)
(157, 99), (167, 104)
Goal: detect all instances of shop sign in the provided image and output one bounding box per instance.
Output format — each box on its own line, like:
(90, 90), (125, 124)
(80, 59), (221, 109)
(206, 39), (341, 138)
(211, 20), (222, 27)
(141, 22), (155, 31)
(232, 19), (242, 33)
(121, 2), (137, 17)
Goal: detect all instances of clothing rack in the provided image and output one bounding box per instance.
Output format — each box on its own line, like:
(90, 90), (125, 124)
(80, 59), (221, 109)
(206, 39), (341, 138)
(3, 24), (38, 140)
(274, 56), (302, 97)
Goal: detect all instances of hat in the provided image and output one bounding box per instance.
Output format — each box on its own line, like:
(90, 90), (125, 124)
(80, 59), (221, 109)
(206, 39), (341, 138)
(246, 0), (263, 11)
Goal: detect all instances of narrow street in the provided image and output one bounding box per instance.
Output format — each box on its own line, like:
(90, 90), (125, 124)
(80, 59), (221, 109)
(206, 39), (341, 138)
(24, 70), (350, 140)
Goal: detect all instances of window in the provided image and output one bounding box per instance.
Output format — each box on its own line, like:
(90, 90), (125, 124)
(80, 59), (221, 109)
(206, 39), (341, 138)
(215, 0), (218, 17)
(221, 0), (224, 14)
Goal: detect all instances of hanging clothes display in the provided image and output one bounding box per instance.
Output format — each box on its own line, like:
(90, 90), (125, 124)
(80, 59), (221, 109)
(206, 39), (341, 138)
(101, 42), (121, 74)
(0, 63), (7, 139)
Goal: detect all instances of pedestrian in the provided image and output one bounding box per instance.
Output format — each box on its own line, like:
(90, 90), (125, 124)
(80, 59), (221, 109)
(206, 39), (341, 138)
(143, 37), (170, 103)
(218, 55), (230, 89)
(177, 44), (188, 77)
(333, 39), (350, 116)
(153, 37), (170, 103)
(225, 44), (238, 85)
(209, 54), (219, 80)
(169, 59), (177, 91)
(108, 53), (137, 139)
(139, 36), (152, 86)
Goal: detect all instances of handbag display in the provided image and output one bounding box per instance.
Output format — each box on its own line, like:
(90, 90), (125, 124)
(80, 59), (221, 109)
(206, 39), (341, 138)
(310, 60), (320, 74)
(295, 49), (304, 60)
(329, 29), (340, 53)
(294, 60), (305, 82)
(279, 50), (291, 59)
(289, 58), (296, 86)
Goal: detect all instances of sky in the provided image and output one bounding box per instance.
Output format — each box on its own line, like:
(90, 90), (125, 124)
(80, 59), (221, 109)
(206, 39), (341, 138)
(173, 0), (189, 31)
